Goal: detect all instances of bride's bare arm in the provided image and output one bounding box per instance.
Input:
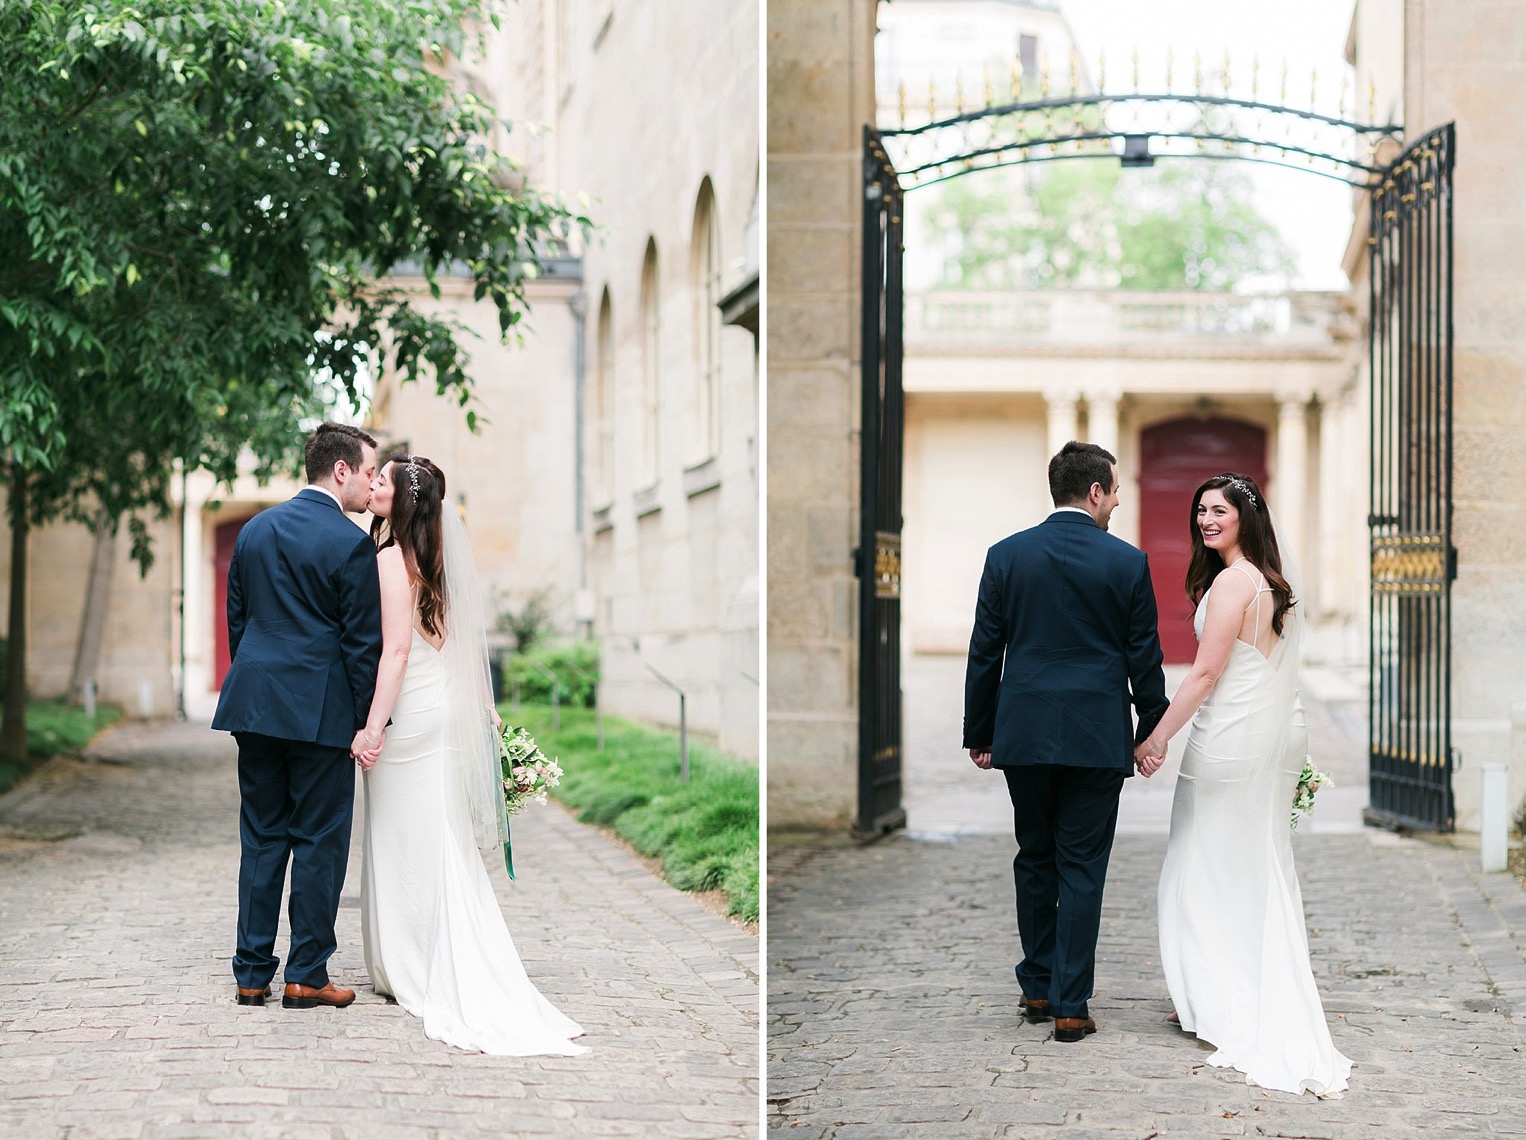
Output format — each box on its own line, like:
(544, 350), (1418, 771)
(353, 546), (412, 767)
(1136, 570), (1256, 771)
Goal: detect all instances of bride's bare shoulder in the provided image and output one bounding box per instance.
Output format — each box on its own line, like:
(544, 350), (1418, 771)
(1206, 565), (1256, 610)
(376, 545), (407, 577)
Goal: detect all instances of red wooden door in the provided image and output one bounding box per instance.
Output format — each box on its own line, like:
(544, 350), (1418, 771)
(213, 517), (253, 689)
(1139, 418), (1269, 664)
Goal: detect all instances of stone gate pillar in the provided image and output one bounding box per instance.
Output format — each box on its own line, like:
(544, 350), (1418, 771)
(766, 0), (879, 829)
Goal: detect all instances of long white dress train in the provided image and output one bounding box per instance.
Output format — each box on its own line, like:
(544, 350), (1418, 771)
(1157, 582), (1350, 1096)
(361, 629), (587, 1056)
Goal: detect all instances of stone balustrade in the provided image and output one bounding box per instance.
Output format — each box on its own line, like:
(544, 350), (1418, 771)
(904, 288), (1355, 348)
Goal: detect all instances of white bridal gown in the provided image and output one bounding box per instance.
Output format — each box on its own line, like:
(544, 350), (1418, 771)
(1157, 571), (1350, 1096)
(361, 628), (587, 1056)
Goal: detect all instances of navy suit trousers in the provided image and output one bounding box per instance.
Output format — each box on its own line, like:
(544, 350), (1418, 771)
(1003, 764), (1127, 1019)
(233, 733), (355, 990)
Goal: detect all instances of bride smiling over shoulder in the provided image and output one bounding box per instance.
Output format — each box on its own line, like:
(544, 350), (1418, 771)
(1134, 472), (1350, 1098)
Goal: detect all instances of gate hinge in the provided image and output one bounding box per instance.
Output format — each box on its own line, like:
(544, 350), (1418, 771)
(1448, 545), (1458, 581)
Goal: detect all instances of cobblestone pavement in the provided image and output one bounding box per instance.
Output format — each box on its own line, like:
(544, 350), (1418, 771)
(769, 660), (1526, 1138)
(0, 720), (759, 1139)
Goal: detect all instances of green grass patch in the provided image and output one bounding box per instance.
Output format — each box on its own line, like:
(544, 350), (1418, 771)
(500, 703), (759, 924)
(0, 700), (124, 797)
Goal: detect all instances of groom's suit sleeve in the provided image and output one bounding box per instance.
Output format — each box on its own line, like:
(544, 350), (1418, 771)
(225, 542), (246, 662)
(1126, 552), (1169, 744)
(336, 533), (384, 730)
(962, 548), (1006, 750)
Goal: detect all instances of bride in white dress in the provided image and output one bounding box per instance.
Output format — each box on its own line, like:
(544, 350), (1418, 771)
(1133, 473), (1349, 1097)
(351, 454), (586, 1056)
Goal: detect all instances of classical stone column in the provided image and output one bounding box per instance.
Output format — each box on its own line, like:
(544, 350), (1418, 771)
(1274, 392), (1311, 571)
(1045, 389), (1080, 458)
(1084, 388), (1129, 539)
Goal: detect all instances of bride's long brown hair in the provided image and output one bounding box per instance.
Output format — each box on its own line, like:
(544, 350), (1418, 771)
(369, 454), (449, 637)
(1184, 472), (1297, 637)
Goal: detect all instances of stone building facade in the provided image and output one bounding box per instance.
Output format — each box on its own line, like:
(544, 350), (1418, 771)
(485, 0), (761, 758)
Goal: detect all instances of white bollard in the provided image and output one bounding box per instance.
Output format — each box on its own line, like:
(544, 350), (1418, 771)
(83, 679), (96, 720)
(138, 679), (154, 721)
(1481, 762), (1509, 873)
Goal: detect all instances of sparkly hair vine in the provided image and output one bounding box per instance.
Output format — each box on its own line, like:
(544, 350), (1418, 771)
(1227, 476), (1259, 510)
(406, 460), (421, 503)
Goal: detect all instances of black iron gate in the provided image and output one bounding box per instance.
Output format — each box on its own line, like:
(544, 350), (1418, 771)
(1365, 124), (1457, 832)
(854, 128), (907, 838)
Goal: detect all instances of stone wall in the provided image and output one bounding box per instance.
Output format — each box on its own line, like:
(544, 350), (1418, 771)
(1402, 0), (1526, 828)
(767, 1), (879, 827)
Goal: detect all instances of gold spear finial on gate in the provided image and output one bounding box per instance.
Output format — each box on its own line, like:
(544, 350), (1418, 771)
(1251, 56), (1259, 101)
(955, 70), (965, 114)
(1098, 50), (1106, 93)
(1310, 69), (1317, 112)
(898, 81), (907, 128)
(1223, 51), (1231, 96)
(1193, 50), (1202, 94)
(1338, 74), (1348, 120)
(1040, 58), (1051, 97)
(1279, 59), (1288, 104)
(983, 64), (993, 108)
(928, 77), (938, 121)
(1165, 49), (1173, 91)
(1068, 51), (1078, 95)
(1010, 59), (1023, 101)
(1367, 79), (1376, 122)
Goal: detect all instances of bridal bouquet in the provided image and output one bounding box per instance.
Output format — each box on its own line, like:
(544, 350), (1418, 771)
(1291, 757), (1334, 830)
(498, 723), (565, 816)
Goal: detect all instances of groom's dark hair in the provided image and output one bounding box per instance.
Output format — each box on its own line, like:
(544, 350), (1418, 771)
(304, 422), (377, 484)
(1049, 441), (1116, 506)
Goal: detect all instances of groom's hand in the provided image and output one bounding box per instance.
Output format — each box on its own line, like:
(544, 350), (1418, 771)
(1134, 739), (1164, 777)
(969, 748), (993, 769)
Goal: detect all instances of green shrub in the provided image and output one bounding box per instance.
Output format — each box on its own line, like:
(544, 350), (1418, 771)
(0, 699), (122, 797)
(501, 640), (599, 708)
(503, 704), (759, 923)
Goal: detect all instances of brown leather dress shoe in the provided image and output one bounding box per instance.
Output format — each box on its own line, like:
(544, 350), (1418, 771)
(282, 982), (356, 1009)
(1054, 1016), (1097, 1042)
(235, 986), (272, 1007)
(1019, 996), (1051, 1023)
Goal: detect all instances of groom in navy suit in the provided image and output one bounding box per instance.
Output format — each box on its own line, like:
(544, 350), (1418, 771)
(212, 422), (383, 1009)
(963, 441), (1168, 1042)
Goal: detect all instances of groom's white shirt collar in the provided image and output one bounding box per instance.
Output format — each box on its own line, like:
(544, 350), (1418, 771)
(303, 484), (343, 510)
(1051, 507), (1091, 518)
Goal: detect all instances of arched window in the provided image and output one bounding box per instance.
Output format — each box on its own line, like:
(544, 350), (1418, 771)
(639, 239), (661, 488)
(593, 288), (614, 504)
(690, 179), (722, 462)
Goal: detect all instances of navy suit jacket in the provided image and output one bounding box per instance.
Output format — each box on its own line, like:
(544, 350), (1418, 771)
(211, 489), (383, 750)
(963, 510), (1169, 771)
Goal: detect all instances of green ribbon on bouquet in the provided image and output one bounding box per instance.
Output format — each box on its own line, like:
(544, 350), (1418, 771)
(503, 815), (516, 881)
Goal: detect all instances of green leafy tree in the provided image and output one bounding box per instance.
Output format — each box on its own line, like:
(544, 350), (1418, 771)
(924, 158), (1296, 291)
(0, 0), (589, 759)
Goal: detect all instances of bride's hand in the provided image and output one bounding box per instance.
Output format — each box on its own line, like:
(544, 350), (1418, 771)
(1134, 737), (1165, 777)
(352, 727), (384, 769)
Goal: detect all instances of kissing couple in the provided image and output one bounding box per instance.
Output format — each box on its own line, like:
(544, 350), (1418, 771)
(211, 422), (585, 1056)
(963, 440), (1350, 1097)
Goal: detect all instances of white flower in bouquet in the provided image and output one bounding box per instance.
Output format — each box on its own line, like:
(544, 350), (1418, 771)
(1291, 757), (1334, 830)
(497, 723), (564, 816)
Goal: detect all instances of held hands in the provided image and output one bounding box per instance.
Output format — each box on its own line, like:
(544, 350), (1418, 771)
(1134, 735), (1167, 778)
(969, 748), (993, 770)
(351, 727), (385, 770)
